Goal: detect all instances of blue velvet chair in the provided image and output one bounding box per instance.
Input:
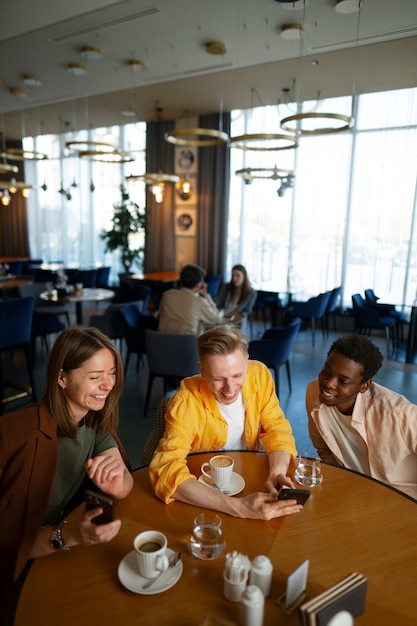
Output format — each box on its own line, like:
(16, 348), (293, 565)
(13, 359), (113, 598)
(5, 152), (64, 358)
(31, 310), (65, 361)
(118, 305), (158, 376)
(324, 286), (342, 334)
(205, 274), (221, 298)
(6, 260), (23, 275)
(248, 317), (301, 395)
(351, 293), (395, 356)
(143, 330), (200, 416)
(0, 296), (37, 414)
(364, 288), (404, 341)
(287, 291), (331, 347)
(67, 268), (97, 288)
(96, 266), (111, 288)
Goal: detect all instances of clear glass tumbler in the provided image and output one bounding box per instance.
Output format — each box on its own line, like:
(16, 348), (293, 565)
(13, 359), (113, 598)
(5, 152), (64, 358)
(294, 456), (323, 487)
(190, 512), (225, 560)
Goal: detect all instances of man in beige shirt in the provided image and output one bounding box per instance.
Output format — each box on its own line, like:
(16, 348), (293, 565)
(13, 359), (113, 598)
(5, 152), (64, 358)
(157, 264), (221, 335)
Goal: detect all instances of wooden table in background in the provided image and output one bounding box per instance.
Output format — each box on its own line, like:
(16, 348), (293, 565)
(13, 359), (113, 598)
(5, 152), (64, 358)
(0, 276), (32, 293)
(14, 452), (417, 626)
(132, 271), (180, 284)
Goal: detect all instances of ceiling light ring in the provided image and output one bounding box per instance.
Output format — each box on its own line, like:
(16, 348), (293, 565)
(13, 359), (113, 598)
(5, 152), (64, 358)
(0, 162), (19, 174)
(126, 173), (180, 185)
(280, 112), (353, 135)
(165, 128), (229, 147)
(65, 140), (116, 154)
(229, 132), (298, 151)
(0, 148), (47, 161)
(78, 150), (135, 163)
(235, 166), (294, 181)
(0, 181), (33, 192)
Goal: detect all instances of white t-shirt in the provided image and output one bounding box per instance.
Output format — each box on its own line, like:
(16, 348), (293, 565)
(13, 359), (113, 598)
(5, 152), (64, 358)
(217, 391), (247, 450)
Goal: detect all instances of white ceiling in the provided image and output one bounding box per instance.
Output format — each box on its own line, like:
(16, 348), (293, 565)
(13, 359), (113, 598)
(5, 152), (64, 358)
(1, 0), (417, 139)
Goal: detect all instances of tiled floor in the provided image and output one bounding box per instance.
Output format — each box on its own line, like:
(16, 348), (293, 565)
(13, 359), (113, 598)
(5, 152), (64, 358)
(4, 310), (417, 472)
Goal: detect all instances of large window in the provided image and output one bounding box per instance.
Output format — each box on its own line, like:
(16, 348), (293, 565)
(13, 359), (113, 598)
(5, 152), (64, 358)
(24, 122), (146, 283)
(228, 88), (417, 308)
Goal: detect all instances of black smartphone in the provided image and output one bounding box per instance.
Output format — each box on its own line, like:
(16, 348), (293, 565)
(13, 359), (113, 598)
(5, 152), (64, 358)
(85, 490), (114, 525)
(278, 488), (310, 506)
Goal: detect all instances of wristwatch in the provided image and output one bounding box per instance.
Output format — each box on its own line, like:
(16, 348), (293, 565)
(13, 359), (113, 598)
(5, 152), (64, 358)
(50, 520), (71, 551)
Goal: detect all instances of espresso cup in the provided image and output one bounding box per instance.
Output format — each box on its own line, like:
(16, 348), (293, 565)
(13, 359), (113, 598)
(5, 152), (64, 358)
(133, 530), (169, 578)
(201, 454), (234, 490)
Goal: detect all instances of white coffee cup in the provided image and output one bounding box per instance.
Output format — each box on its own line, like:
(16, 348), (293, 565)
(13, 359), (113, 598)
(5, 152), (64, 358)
(133, 530), (169, 578)
(201, 454), (234, 490)
(75, 282), (83, 292)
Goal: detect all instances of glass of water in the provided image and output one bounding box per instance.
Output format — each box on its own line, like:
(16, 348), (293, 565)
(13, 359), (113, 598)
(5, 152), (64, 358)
(190, 512), (225, 560)
(294, 456), (323, 487)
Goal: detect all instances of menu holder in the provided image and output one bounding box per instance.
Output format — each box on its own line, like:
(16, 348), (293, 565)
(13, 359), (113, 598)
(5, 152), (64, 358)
(277, 560), (309, 615)
(298, 572), (367, 626)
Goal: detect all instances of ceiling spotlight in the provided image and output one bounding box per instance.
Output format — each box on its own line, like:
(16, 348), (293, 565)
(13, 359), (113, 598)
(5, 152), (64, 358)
(128, 59), (146, 72)
(280, 23), (303, 40)
(9, 87), (26, 98)
(81, 46), (103, 61)
(22, 74), (42, 87)
(205, 41), (227, 55)
(67, 63), (87, 76)
(335, 0), (363, 13)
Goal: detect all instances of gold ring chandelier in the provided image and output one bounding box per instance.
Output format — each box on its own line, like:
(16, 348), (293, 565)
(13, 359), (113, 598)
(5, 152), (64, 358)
(78, 150), (135, 163)
(65, 140), (116, 154)
(164, 128), (229, 147)
(280, 112), (353, 135)
(235, 166), (294, 182)
(0, 162), (19, 174)
(229, 132), (298, 151)
(0, 148), (48, 161)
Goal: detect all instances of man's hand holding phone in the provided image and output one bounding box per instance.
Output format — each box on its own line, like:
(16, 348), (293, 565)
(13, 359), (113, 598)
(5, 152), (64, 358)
(278, 487), (310, 506)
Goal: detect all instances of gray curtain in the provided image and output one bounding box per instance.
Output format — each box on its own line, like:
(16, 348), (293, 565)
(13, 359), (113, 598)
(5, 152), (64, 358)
(196, 113), (231, 277)
(145, 120), (176, 272)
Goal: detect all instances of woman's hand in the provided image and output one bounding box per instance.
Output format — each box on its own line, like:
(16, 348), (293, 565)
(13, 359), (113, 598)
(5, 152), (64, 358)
(85, 448), (133, 498)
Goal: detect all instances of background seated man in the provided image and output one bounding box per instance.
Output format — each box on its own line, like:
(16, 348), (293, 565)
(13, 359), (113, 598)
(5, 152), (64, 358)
(149, 326), (302, 520)
(157, 264), (221, 335)
(306, 334), (417, 500)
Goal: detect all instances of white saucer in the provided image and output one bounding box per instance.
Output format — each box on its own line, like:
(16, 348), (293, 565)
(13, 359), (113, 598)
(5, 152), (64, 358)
(118, 547), (183, 595)
(198, 471), (245, 496)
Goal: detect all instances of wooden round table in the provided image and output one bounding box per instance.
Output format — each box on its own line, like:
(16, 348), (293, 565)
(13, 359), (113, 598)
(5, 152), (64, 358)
(14, 452), (417, 626)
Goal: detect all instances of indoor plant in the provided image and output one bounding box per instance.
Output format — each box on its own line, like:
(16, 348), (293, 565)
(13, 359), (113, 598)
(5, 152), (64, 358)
(101, 186), (146, 273)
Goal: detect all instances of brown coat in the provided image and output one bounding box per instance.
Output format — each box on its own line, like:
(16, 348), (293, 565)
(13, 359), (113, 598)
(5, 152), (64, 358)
(0, 402), (130, 624)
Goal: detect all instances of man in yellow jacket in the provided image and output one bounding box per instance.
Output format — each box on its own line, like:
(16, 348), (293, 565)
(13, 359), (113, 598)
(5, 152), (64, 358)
(149, 326), (302, 520)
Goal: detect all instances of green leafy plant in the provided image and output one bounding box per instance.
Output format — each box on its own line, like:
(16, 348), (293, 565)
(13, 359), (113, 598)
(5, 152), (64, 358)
(101, 187), (146, 273)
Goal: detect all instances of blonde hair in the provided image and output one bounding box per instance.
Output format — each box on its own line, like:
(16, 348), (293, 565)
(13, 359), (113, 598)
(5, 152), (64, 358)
(198, 325), (248, 360)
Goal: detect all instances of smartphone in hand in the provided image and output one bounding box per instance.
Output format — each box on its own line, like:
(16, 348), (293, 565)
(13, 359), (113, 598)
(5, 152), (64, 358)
(85, 490), (114, 525)
(278, 488), (310, 506)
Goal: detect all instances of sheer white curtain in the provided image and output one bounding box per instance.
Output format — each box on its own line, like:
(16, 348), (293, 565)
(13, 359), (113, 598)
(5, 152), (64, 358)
(228, 88), (417, 308)
(25, 122), (146, 283)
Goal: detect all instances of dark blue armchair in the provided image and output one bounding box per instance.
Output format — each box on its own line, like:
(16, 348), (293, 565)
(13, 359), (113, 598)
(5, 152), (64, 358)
(248, 317), (301, 395)
(287, 291), (331, 347)
(351, 293), (395, 356)
(0, 297), (37, 414)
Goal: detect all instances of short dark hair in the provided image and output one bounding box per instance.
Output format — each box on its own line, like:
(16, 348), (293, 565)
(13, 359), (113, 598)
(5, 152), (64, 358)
(180, 264), (205, 289)
(327, 335), (383, 382)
